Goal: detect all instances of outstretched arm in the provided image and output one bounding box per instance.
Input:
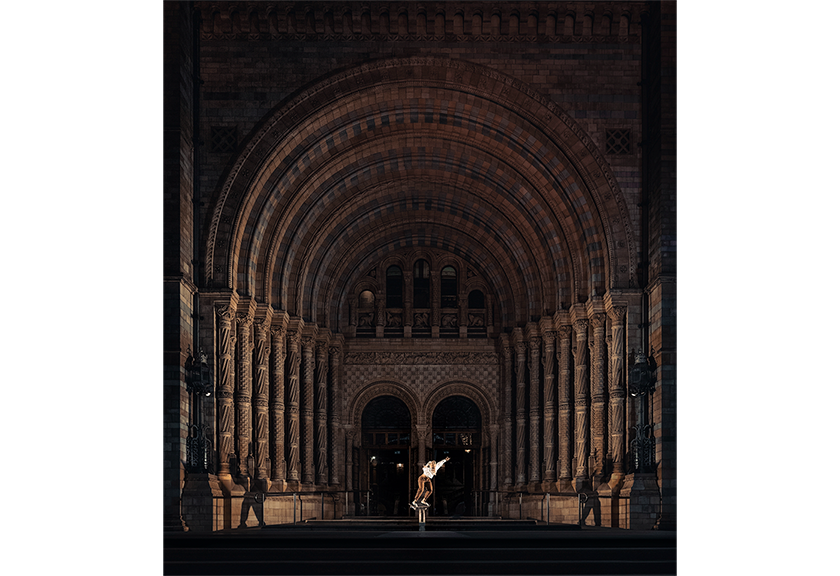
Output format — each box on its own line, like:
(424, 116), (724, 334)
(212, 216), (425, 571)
(436, 457), (450, 468)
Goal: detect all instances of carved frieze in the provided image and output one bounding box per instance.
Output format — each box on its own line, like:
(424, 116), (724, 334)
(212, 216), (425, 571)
(344, 351), (497, 365)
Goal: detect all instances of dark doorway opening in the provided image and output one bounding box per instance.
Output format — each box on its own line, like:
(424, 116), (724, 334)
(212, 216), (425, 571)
(361, 395), (412, 516)
(431, 395), (481, 517)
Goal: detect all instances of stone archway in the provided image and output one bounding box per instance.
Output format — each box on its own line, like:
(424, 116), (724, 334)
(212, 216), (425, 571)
(430, 395), (483, 516)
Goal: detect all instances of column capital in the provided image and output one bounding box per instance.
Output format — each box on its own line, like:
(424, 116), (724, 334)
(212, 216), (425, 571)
(607, 305), (627, 323)
(589, 313), (606, 330)
(235, 312), (254, 327)
(569, 303), (588, 325)
(573, 318), (589, 335)
(215, 303), (235, 322)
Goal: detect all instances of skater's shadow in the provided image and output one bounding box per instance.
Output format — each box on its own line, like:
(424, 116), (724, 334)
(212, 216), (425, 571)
(579, 490), (601, 526)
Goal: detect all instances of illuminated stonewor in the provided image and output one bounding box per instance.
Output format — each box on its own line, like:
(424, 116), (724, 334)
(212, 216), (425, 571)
(164, 0), (675, 532)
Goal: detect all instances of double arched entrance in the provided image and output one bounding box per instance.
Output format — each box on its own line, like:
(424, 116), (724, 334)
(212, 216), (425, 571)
(360, 394), (482, 517)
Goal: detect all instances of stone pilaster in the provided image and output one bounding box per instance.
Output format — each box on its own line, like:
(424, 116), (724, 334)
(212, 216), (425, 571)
(235, 310), (254, 478)
(285, 322), (301, 485)
(527, 324), (541, 488)
(301, 331), (316, 485)
(500, 335), (513, 488)
(607, 305), (627, 485)
(458, 294), (468, 338)
(345, 429), (355, 492)
(513, 328), (527, 489)
(375, 291), (385, 338)
(252, 314), (271, 482)
(489, 423), (499, 491)
(403, 270), (413, 338)
(572, 318), (590, 491)
(589, 312), (607, 484)
(269, 314), (288, 485)
(215, 304), (236, 476)
(541, 324), (557, 486)
(329, 338), (343, 486)
(315, 338), (329, 486)
(556, 323), (573, 489)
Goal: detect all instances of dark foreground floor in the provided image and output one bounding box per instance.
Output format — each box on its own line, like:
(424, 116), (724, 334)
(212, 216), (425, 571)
(164, 518), (676, 576)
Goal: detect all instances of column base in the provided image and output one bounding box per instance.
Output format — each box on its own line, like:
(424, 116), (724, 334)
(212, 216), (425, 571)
(619, 472), (660, 530)
(553, 478), (574, 494)
(572, 476), (591, 493)
(182, 473), (224, 532)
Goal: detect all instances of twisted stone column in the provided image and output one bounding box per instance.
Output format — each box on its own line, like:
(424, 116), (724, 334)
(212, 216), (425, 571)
(573, 319), (590, 481)
(528, 332), (542, 485)
(215, 305), (236, 476)
(315, 340), (329, 485)
(270, 323), (287, 482)
(607, 306), (627, 476)
(286, 329), (301, 483)
(514, 333), (527, 487)
(235, 312), (254, 476)
(329, 344), (342, 486)
(301, 335), (315, 485)
(253, 318), (270, 480)
(590, 314), (607, 482)
(542, 331), (557, 483)
(501, 338), (513, 487)
(557, 326), (573, 483)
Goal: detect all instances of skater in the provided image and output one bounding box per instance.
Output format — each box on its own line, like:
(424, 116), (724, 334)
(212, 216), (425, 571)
(410, 457), (449, 510)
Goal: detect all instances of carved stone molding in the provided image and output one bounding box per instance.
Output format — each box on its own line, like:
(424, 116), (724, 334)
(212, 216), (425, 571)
(344, 351), (497, 365)
(349, 381), (421, 430)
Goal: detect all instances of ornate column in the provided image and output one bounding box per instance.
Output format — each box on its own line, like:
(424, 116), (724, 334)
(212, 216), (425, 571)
(315, 339), (329, 486)
(286, 325), (301, 485)
(375, 291), (385, 338)
(527, 326), (542, 487)
(573, 319), (590, 490)
(556, 325), (573, 486)
(513, 328), (527, 488)
(235, 311), (254, 477)
(489, 423), (499, 491)
(589, 313), (607, 484)
(541, 328), (557, 485)
(253, 317), (271, 481)
(500, 335), (513, 488)
(269, 317), (288, 484)
(301, 333), (316, 485)
(329, 341), (343, 486)
(607, 306), (627, 481)
(215, 304), (236, 476)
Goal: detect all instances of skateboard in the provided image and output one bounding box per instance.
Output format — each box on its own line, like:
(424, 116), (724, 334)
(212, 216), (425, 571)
(410, 501), (430, 510)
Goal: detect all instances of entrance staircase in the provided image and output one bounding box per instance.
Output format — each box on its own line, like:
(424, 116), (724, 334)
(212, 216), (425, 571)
(164, 518), (676, 575)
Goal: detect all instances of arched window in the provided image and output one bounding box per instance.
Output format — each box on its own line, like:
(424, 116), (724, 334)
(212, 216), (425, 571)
(468, 289), (484, 309)
(357, 290), (375, 335)
(413, 260), (430, 308)
(386, 265), (403, 308)
(441, 266), (457, 308)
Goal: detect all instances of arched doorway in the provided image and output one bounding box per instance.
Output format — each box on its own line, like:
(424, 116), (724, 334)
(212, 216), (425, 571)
(431, 396), (482, 516)
(361, 395), (412, 516)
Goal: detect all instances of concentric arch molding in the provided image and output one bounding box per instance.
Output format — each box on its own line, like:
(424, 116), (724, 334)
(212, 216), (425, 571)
(205, 56), (636, 292)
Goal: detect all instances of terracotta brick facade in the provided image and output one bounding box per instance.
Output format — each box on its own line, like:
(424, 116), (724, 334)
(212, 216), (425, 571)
(164, 1), (676, 531)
